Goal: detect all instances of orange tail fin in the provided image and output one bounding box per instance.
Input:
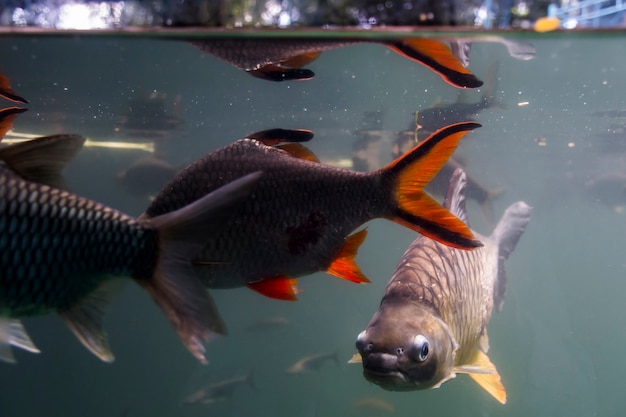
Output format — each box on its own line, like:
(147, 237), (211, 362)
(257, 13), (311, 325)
(0, 107), (28, 140)
(383, 122), (483, 250)
(384, 39), (483, 89)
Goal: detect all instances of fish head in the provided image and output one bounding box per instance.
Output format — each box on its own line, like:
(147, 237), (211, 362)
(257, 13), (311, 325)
(355, 302), (458, 391)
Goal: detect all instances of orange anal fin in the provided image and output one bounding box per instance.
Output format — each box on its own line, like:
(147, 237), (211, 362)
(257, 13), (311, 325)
(281, 51), (322, 68)
(384, 39), (483, 89)
(248, 65), (315, 82)
(0, 107), (28, 140)
(247, 277), (300, 301)
(275, 143), (320, 162)
(248, 128), (315, 146)
(0, 73), (28, 104)
(326, 229), (371, 284)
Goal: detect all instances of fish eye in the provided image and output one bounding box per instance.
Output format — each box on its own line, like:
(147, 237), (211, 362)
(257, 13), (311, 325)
(410, 335), (429, 362)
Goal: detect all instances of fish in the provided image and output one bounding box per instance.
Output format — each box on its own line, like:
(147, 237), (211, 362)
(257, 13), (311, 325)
(0, 144), (262, 364)
(584, 172), (626, 213)
(188, 38), (483, 88)
(353, 168), (531, 404)
(351, 397), (394, 416)
(117, 156), (179, 198)
(414, 61), (501, 135)
(287, 351), (340, 374)
(141, 123), (483, 302)
(182, 369), (256, 405)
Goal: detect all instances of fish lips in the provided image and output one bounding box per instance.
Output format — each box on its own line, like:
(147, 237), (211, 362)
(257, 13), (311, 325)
(361, 353), (418, 391)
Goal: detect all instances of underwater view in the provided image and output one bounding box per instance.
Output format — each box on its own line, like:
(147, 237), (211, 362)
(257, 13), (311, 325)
(0, 26), (624, 417)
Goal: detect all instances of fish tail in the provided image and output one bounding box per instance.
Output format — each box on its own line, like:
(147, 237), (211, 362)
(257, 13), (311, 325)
(381, 122), (483, 250)
(0, 106), (28, 140)
(490, 201), (532, 311)
(0, 319), (41, 364)
(382, 39), (483, 88)
(141, 172), (263, 364)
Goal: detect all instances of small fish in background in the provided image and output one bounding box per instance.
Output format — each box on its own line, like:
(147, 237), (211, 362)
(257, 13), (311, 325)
(243, 316), (289, 333)
(188, 38), (483, 88)
(287, 351), (340, 374)
(0, 139), (262, 365)
(353, 169), (531, 404)
(414, 60), (501, 136)
(142, 123), (482, 305)
(351, 397), (394, 416)
(182, 369), (256, 405)
(117, 156), (179, 199)
(584, 172), (626, 213)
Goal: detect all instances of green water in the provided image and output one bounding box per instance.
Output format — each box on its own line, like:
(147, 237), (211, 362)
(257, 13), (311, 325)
(1, 31), (623, 416)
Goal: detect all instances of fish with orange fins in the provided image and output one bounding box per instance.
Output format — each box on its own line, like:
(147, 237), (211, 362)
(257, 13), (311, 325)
(188, 38), (483, 88)
(142, 123), (482, 303)
(353, 169), (531, 404)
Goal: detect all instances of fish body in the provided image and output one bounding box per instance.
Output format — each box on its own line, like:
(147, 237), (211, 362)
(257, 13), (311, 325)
(182, 369), (255, 405)
(287, 351), (340, 374)
(189, 38), (483, 87)
(355, 168), (531, 404)
(143, 124), (482, 301)
(0, 155), (261, 364)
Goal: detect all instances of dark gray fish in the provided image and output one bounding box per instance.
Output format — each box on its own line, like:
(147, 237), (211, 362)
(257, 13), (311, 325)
(182, 369), (256, 405)
(287, 351), (340, 374)
(354, 168), (531, 404)
(0, 157), (261, 364)
(117, 156), (179, 197)
(141, 124), (481, 303)
(188, 38), (483, 87)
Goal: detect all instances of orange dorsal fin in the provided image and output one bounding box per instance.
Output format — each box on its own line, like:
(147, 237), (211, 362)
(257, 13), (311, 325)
(281, 51), (322, 68)
(247, 277), (300, 301)
(383, 122), (482, 250)
(326, 229), (370, 284)
(275, 143), (320, 162)
(455, 350), (506, 404)
(384, 39), (483, 89)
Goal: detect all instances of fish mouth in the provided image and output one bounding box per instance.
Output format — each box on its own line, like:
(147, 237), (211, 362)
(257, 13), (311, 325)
(361, 353), (417, 391)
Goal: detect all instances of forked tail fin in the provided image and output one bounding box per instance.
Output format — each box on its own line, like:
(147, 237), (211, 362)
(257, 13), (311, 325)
(382, 122), (483, 250)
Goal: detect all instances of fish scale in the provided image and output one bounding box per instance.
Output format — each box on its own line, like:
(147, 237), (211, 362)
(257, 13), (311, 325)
(0, 167), (154, 317)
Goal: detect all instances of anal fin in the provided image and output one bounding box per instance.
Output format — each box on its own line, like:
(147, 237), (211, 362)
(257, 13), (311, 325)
(247, 277), (300, 301)
(326, 229), (370, 284)
(0, 319), (41, 363)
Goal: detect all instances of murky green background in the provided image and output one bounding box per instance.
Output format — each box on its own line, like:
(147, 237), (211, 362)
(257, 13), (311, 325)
(1, 32), (623, 416)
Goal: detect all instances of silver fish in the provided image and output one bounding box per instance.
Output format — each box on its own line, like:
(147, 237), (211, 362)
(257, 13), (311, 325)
(354, 168), (531, 404)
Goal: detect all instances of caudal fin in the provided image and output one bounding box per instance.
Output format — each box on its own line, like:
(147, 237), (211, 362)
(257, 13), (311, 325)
(491, 201), (532, 311)
(383, 39), (483, 88)
(141, 172), (262, 364)
(382, 122), (483, 250)
(0, 106), (27, 141)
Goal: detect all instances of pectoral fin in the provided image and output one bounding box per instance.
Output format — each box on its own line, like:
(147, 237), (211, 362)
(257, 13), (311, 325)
(454, 350), (506, 404)
(347, 352), (362, 364)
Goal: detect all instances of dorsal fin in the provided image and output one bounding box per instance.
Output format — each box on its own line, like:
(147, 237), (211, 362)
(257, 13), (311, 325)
(0, 134), (85, 188)
(275, 143), (320, 162)
(443, 167), (469, 226)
